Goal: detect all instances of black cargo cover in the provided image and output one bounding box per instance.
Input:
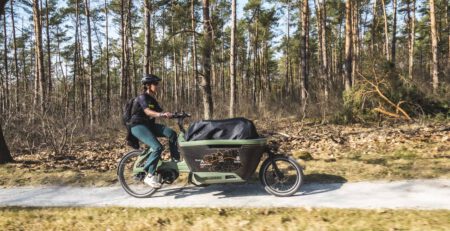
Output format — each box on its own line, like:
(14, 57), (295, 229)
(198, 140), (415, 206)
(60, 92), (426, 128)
(184, 118), (260, 141)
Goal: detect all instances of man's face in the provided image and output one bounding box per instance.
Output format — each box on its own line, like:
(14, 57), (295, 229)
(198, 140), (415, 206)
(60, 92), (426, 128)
(150, 82), (159, 93)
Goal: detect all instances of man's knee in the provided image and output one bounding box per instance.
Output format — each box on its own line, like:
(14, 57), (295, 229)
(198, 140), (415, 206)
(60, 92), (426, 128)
(166, 129), (177, 140)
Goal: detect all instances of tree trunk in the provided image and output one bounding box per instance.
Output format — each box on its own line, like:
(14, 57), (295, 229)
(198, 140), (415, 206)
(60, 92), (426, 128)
(45, 0), (51, 97)
(0, 124), (13, 164)
(391, 0), (397, 66)
(371, 0), (377, 54)
(220, 32), (225, 99)
(144, 0), (151, 75)
(229, 0), (236, 118)
(381, 0), (390, 61)
(252, 17), (259, 107)
(320, 0), (328, 99)
(120, 0), (129, 101)
(33, 0), (45, 112)
(300, 0), (309, 102)
(180, 45), (186, 102)
(126, 0), (133, 97)
(446, 0), (449, 69)
(129, 19), (138, 97)
(0, 20), (3, 111)
(173, 48), (178, 105)
(2, 12), (9, 109)
(351, 0), (358, 86)
(84, 0), (94, 129)
(10, 0), (19, 112)
(429, 0), (439, 92)
(408, 0), (415, 79)
(285, 0), (291, 97)
(191, 0), (198, 107)
(315, 0), (328, 100)
(105, 0), (110, 114)
(73, 0), (80, 113)
(171, 0), (178, 105)
(79, 32), (87, 119)
(244, 37), (251, 99)
(344, 0), (352, 90)
(200, 0), (214, 119)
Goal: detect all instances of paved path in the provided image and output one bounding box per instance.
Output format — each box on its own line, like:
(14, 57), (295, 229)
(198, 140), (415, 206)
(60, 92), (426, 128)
(0, 179), (449, 209)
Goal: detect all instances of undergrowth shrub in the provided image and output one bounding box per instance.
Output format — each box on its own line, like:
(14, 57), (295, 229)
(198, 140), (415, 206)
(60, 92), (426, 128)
(338, 61), (449, 123)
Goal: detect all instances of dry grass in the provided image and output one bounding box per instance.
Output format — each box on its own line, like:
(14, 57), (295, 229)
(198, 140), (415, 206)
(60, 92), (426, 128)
(0, 164), (117, 187)
(0, 164), (190, 188)
(0, 207), (449, 231)
(299, 146), (450, 183)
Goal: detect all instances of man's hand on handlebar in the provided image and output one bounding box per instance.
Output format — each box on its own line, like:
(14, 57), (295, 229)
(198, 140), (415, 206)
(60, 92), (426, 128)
(158, 111), (190, 119)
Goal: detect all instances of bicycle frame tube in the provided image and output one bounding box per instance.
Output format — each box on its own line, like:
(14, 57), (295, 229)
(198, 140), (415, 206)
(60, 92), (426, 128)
(132, 149), (150, 174)
(157, 160), (190, 173)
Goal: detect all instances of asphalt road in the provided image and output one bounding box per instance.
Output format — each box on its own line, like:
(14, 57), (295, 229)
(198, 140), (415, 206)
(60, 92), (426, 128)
(0, 179), (449, 209)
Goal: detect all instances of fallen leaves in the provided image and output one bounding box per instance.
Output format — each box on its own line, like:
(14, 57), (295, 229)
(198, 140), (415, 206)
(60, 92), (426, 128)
(258, 118), (450, 163)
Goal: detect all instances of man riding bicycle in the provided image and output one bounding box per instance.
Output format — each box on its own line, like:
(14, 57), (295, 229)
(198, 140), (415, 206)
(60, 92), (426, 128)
(129, 74), (180, 188)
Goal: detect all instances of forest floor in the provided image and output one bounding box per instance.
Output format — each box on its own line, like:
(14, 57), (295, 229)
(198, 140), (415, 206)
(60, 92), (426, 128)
(1, 118), (449, 187)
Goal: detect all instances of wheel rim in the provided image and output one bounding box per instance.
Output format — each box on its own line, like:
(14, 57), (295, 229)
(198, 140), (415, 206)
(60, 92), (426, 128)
(263, 159), (300, 194)
(119, 152), (155, 196)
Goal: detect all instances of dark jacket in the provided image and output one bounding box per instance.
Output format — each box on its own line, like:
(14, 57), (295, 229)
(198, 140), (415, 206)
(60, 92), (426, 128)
(126, 93), (164, 149)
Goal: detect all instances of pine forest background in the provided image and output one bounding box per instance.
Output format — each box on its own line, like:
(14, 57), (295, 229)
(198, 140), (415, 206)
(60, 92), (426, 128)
(0, 0), (449, 161)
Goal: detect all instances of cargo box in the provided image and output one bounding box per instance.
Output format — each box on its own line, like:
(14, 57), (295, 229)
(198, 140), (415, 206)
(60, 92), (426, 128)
(178, 135), (267, 180)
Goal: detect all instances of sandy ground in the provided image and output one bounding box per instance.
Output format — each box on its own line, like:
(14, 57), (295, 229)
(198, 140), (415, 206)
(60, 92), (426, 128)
(0, 179), (449, 209)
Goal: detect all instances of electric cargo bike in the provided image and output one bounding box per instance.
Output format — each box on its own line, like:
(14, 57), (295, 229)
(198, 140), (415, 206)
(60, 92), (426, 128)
(118, 112), (304, 197)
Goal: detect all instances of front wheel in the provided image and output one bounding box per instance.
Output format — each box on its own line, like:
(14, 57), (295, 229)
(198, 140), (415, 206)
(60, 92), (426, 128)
(259, 155), (304, 197)
(117, 150), (157, 198)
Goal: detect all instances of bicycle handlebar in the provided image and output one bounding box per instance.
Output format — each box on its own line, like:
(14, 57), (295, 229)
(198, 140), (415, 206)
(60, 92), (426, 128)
(171, 111), (191, 133)
(171, 111), (191, 119)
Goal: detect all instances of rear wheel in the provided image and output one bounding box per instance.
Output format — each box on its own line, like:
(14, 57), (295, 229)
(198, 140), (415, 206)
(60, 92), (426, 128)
(117, 150), (157, 198)
(259, 155), (303, 197)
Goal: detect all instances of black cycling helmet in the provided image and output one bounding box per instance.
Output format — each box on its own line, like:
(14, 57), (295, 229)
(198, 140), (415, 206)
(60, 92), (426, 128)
(141, 74), (161, 85)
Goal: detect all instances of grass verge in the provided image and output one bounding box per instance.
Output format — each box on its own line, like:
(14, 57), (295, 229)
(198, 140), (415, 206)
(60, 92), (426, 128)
(300, 152), (450, 183)
(0, 207), (449, 231)
(0, 164), (117, 187)
(0, 164), (191, 187)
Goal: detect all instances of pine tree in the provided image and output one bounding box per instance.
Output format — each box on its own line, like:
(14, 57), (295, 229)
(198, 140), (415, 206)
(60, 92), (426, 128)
(344, 0), (352, 90)
(429, 0), (439, 92)
(229, 0), (236, 118)
(200, 0), (214, 119)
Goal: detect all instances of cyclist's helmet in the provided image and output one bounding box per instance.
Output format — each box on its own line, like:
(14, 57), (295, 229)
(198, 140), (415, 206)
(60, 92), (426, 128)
(141, 74), (161, 85)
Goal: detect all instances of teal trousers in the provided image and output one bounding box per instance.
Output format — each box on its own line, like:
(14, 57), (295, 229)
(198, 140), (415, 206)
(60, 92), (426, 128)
(131, 123), (180, 174)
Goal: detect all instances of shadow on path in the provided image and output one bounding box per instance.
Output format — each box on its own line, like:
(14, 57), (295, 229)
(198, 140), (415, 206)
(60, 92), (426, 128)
(152, 174), (347, 199)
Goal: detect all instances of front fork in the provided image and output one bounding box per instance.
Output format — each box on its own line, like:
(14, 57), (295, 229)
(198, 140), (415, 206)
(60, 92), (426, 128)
(267, 149), (285, 179)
